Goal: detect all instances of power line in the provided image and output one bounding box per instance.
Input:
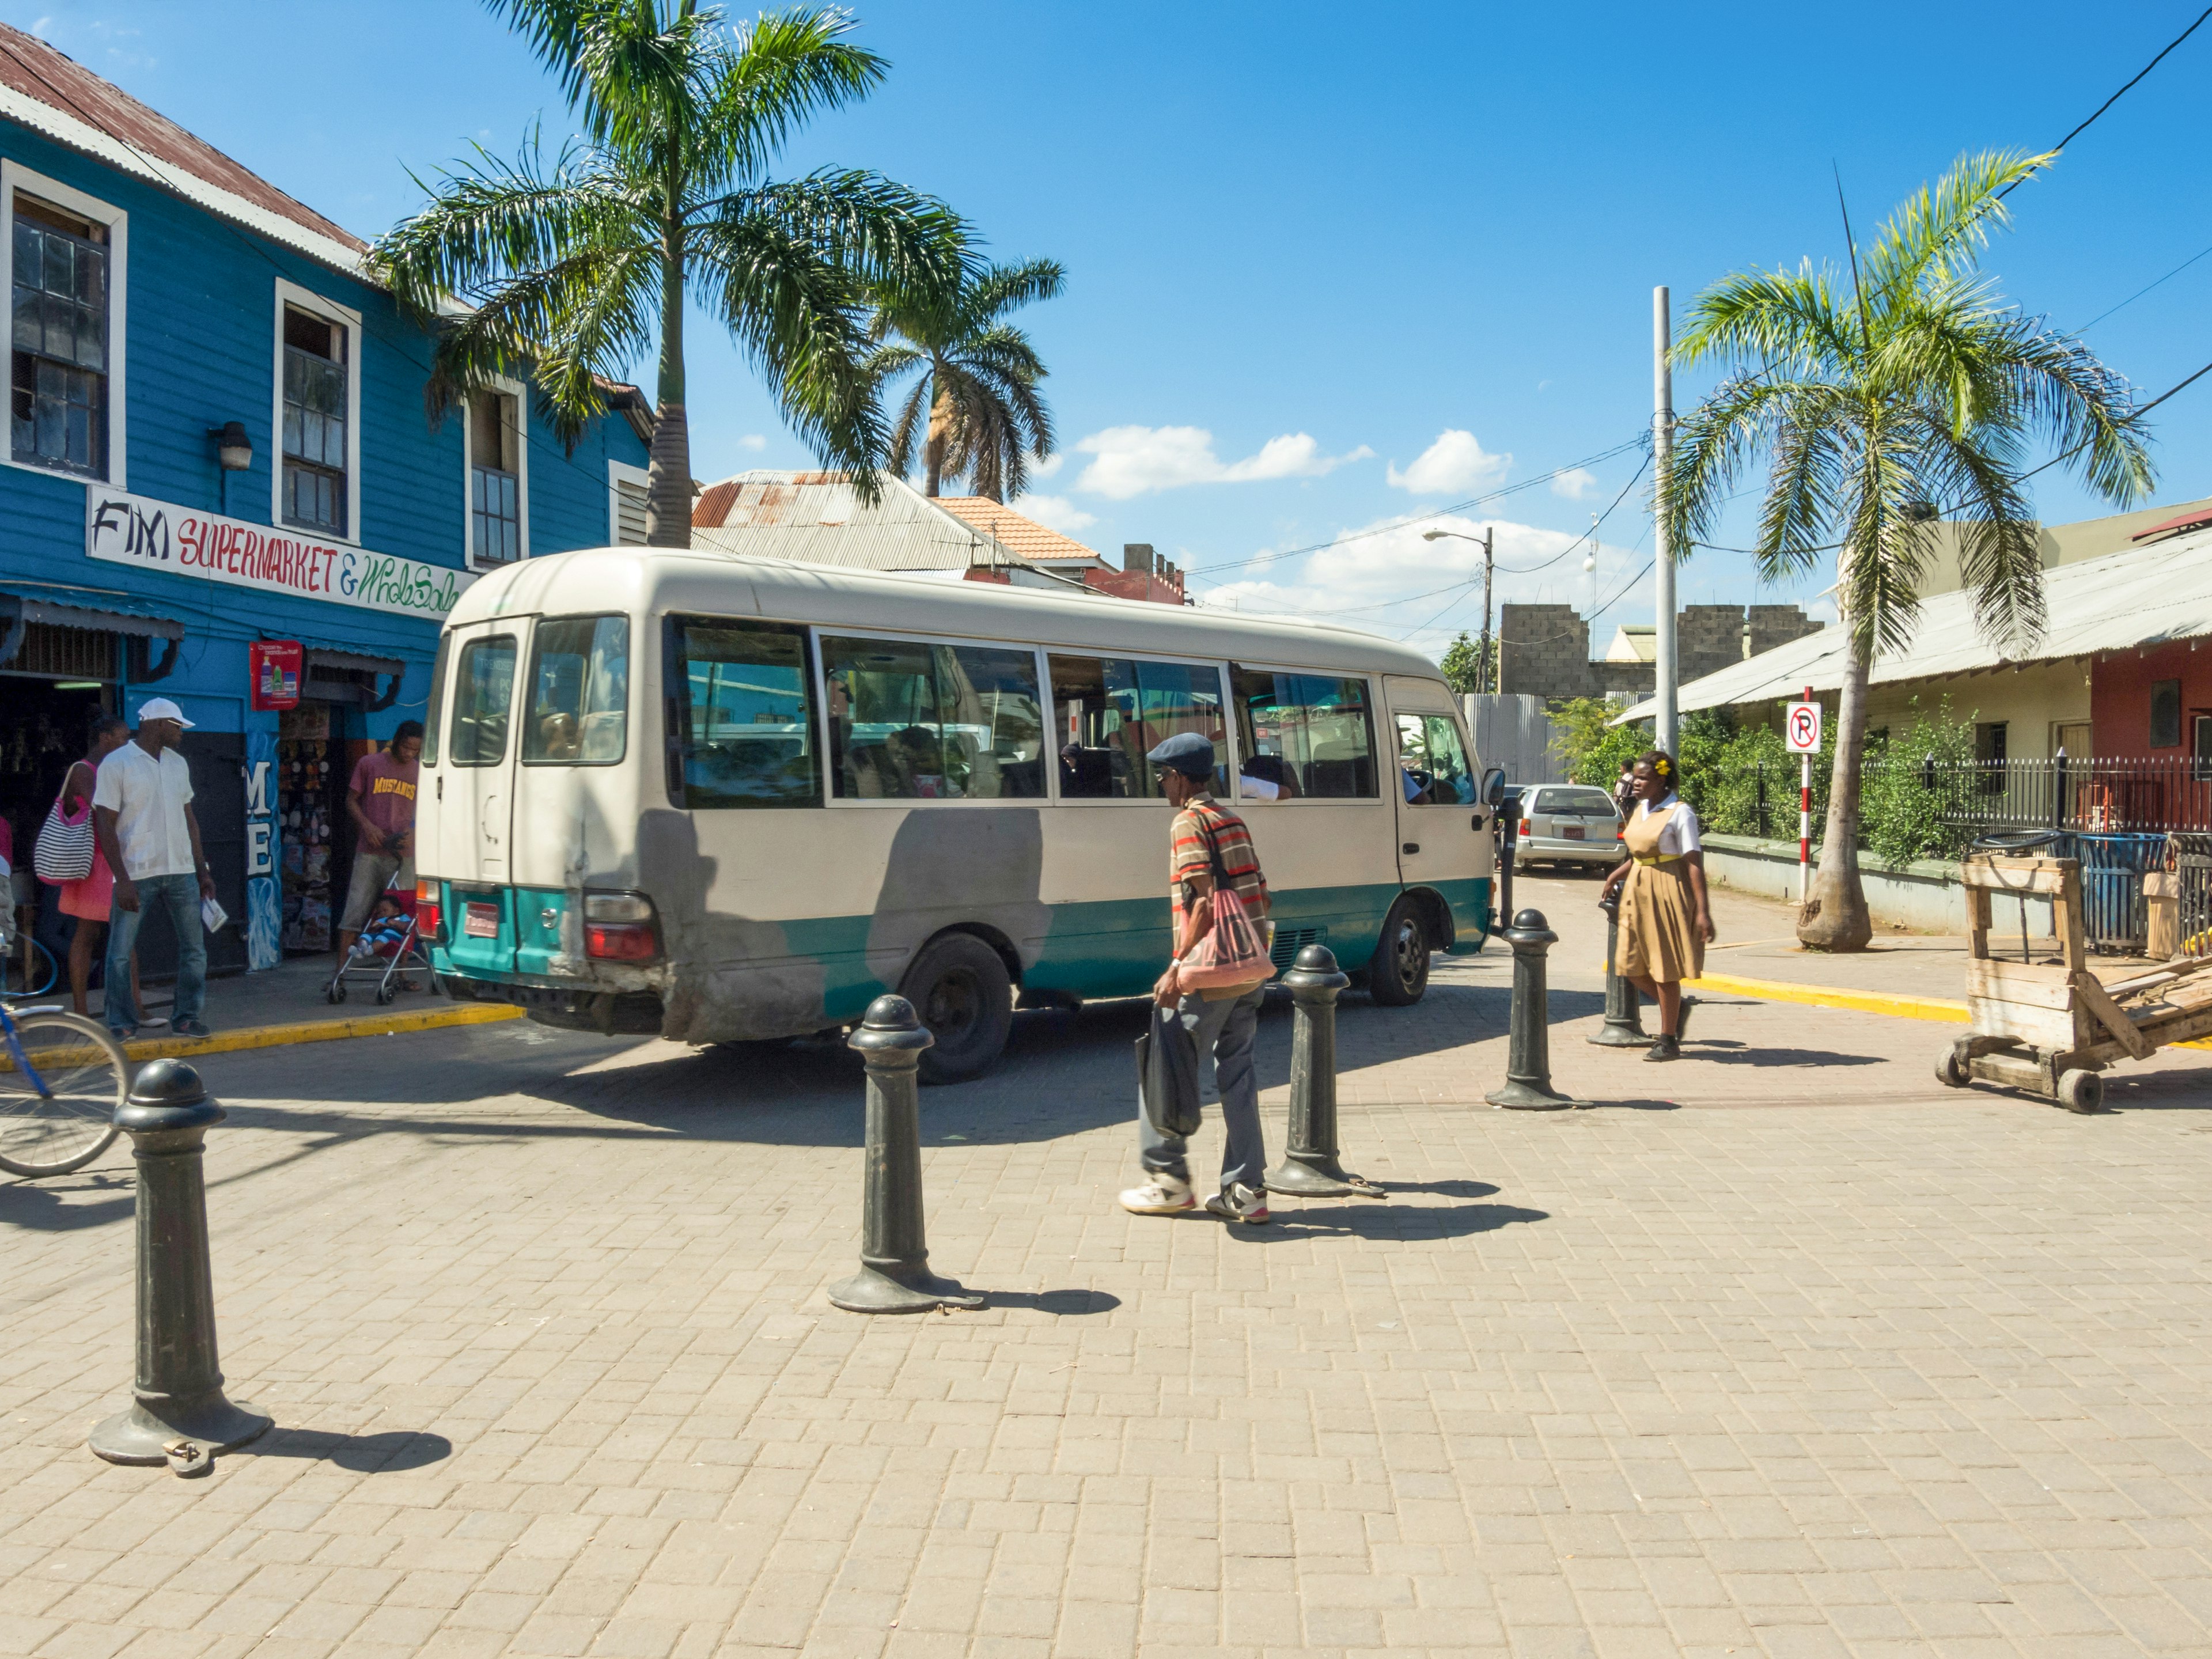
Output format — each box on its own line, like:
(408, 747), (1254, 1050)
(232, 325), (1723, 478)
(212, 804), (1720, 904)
(1184, 434), (1649, 583)
(2077, 236), (2212, 332)
(2000, 4), (2212, 199)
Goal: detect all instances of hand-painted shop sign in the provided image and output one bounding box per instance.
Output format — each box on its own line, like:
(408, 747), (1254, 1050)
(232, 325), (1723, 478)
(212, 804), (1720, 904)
(85, 488), (476, 622)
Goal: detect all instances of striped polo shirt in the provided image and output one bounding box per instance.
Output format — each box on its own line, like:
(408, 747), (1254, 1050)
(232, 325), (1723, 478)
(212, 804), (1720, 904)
(1169, 792), (1268, 926)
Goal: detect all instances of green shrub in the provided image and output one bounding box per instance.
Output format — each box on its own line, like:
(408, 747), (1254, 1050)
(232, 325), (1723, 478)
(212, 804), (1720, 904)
(1859, 698), (1978, 868)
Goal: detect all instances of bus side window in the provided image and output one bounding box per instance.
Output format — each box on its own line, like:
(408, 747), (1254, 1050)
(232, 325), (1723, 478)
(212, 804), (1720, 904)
(522, 615), (628, 766)
(421, 632), (452, 766)
(1232, 668), (1377, 799)
(668, 616), (819, 807)
(1049, 654), (1228, 799)
(821, 637), (1046, 801)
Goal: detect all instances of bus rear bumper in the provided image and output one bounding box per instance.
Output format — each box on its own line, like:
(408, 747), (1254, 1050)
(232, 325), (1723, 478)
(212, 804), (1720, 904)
(441, 972), (666, 1036)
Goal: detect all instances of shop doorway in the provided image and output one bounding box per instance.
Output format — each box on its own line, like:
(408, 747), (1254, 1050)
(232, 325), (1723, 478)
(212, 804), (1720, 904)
(0, 671), (112, 984)
(278, 699), (358, 955)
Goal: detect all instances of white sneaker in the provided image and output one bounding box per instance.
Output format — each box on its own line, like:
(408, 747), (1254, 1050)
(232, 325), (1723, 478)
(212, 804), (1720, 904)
(1203, 1182), (1272, 1225)
(1119, 1173), (1195, 1215)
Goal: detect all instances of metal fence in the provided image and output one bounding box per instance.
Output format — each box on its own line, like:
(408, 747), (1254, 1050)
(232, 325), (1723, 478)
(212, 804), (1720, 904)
(1718, 755), (2212, 842)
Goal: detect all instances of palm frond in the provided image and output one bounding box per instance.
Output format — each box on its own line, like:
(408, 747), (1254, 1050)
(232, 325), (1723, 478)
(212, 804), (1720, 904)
(1861, 149), (2051, 306)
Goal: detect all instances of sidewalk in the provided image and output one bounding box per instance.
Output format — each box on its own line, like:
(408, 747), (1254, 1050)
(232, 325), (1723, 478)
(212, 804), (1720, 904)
(8, 924), (2212, 1657)
(38, 950), (516, 1061)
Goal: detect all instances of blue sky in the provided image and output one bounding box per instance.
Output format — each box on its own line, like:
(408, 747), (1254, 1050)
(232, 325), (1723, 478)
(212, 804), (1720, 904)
(14, 1), (2212, 661)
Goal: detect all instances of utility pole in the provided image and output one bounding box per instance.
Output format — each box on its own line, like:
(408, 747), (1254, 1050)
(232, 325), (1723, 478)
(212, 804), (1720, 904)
(1478, 524), (1495, 693)
(1652, 285), (1678, 756)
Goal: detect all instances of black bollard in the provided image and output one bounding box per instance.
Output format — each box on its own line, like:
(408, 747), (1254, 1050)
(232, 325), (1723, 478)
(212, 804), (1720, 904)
(1485, 908), (1581, 1111)
(90, 1060), (270, 1470)
(1587, 907), (1648, 1047)
(828, 995), (984, 1315)
(1266, 945), (1384, 1199)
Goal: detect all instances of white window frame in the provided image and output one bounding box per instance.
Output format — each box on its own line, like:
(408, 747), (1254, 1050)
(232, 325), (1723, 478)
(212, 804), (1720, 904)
(270, 276), (362, 545)
(0, 160), (127, 488)
(1226, 663), (1382, 804)
(608, 458), (649, 546)
(463, 373), (530, 570)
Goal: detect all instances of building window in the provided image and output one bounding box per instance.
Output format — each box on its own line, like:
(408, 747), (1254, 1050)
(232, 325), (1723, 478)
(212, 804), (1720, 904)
(2152, 679), (2183, 749)
(281, 305), (347, 533)
(609, 460), (649, 546)
(10, 191), (109, 478)
(2195, 715), (2212, 783)
(469, 390), (522, 565)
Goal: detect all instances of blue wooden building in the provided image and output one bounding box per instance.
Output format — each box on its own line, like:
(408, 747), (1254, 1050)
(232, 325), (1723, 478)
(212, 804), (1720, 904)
(0, 26), (654, 975)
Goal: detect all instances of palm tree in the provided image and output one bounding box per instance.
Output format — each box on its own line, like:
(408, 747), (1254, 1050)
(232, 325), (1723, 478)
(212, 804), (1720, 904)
(1664, 150), (2153, 950)
(368, 1), (972, 547)
(866, 257), (1062, 499)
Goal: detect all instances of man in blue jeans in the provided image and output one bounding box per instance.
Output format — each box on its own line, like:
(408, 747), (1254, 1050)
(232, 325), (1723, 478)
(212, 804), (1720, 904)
(92, 697), (217, 1040)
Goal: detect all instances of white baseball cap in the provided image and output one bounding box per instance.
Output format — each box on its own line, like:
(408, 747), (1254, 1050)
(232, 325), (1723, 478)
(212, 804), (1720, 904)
(137, 696), (195, 728)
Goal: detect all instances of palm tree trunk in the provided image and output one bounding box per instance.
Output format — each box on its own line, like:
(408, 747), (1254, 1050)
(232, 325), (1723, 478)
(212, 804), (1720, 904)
(1800, 617), (1874, 951)
(646, 215), (691, 549)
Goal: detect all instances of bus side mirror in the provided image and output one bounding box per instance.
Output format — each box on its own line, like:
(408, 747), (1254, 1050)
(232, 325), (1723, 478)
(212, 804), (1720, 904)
(1481, 766), (1507, 808)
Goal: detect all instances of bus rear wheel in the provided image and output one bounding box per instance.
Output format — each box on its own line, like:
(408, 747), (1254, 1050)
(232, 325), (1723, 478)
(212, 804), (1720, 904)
(1367, 897), (1431, 1006)
(901, 934), (1013, 1085)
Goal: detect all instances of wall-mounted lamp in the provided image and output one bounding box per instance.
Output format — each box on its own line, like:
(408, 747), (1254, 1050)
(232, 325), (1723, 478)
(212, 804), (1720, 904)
(210, 421), (253, 471)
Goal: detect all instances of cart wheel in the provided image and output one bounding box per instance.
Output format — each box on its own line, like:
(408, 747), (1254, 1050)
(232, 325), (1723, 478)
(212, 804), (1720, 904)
(327, 982), (346, 1005)
(1936, 1048), (1968, 1089)
(2056, 1069), (2103, 1113)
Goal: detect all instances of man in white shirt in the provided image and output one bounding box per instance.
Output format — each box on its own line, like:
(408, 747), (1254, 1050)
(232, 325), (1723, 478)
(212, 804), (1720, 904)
(92, 697), (217, 1039)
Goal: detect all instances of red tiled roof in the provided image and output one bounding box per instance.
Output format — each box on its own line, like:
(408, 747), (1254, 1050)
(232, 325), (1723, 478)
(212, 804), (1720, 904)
(934, 497), (1104, 565)
(0, 24), (367, 256)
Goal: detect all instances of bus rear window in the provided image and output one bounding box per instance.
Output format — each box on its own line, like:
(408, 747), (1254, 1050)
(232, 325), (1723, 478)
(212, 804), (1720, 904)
(449, 634), (518, 767)
(522, 615), (628, 765)
(421, 632), (452, 765)
(668, 616), (819, 807)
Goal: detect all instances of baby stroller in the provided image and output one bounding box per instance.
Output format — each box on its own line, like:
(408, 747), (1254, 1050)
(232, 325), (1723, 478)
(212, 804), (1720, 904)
(324, 881), (438, 1006)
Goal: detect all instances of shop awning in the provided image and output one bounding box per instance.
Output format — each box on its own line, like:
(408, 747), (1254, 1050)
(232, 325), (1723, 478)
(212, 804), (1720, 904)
(302, 645), (406, 679)
(0, 583), (185, 639)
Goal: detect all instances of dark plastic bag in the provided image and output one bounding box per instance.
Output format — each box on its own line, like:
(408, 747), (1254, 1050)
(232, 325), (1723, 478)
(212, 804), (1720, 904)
(1136, 1001), (1202, 1138)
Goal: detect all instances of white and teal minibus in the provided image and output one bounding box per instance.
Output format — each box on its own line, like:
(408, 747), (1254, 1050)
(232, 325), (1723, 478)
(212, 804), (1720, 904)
(416, 548), (1502, 1081)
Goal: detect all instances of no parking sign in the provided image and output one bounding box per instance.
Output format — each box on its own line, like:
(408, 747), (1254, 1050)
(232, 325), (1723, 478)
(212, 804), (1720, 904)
(1786, 699), (1823, 753)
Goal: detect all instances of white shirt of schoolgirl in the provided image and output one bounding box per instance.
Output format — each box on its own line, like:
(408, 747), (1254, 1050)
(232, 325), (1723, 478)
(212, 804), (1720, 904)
(1634, 793), (1703, 857)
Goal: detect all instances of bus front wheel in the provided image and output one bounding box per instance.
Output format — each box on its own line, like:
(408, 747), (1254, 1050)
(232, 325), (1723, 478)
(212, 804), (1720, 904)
(1367, 897), (1431, 1007)
(901, 934), (1014, 1085)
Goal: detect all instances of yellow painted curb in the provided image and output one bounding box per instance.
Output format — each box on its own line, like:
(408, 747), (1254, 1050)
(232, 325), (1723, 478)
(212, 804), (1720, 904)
(1685, 971), (1969, 1024)
(118, 1001), (522, 1063)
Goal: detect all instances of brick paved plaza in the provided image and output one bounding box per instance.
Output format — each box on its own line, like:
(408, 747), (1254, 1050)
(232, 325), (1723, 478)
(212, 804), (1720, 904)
(7, 876), (2212, 1658)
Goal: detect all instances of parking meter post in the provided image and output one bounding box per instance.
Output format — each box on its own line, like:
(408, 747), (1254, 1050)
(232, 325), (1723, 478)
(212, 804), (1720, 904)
(1588, 909), (1648, 1047)
(1266, 945), (1384, 1198)
(828, 995), (984, 1315)
(1486, 909), (1581, 1110)
(90, 1060), (270, 1470)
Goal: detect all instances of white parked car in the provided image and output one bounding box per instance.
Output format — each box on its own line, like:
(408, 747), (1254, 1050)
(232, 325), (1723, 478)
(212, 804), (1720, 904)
(1515, 783), (1625, 869)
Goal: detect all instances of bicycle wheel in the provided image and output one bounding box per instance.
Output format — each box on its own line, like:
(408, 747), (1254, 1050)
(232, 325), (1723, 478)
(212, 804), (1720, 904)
(0, 938), (59, 998)
(0, 1010), (127, 1177)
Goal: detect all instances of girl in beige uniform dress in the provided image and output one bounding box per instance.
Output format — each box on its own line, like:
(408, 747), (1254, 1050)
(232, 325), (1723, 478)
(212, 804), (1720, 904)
(1599, 750), (1717, 1062)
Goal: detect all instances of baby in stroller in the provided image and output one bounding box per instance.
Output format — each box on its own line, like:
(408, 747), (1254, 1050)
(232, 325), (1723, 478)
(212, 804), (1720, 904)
(350, 894), (412, 964)
(325, 888), (430, 1003)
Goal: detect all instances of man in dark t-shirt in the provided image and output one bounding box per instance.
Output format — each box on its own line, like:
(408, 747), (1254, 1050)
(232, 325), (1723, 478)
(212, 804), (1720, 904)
(335, 720), (422, 968)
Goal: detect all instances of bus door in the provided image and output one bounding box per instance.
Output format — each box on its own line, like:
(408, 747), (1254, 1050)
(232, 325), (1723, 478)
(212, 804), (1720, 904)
(435, 619), (525, 976)
(1383, 676), (1491, 946)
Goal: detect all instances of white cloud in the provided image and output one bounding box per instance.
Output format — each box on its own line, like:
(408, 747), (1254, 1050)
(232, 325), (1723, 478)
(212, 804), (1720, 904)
(1030, 452), (1065, 479)
(1551, 467), (1598, 500)
(1386, 430), (1512, 495)
(1017, 493), (1097, 533)
(1192, 512), (1649, 661)
(737, 434), (767, 452)
(1072, 425), (1372, 499)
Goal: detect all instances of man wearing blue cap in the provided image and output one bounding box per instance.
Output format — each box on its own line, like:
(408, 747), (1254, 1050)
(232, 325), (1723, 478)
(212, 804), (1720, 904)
(1121, 730), (1276, 1222)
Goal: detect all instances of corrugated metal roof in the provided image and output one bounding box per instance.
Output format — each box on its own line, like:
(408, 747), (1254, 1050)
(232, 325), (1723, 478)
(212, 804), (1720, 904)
(690, 470), (1027, 573)
(0, 581), (183, 638)
(0, 24), (369, 276)
(1618, 524), (2212, 722)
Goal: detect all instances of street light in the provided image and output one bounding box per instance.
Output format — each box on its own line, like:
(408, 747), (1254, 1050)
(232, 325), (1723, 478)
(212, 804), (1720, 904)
(1422, 525), (1495, 694)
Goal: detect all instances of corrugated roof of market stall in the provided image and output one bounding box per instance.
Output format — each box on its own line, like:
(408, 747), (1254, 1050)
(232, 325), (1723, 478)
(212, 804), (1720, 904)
(1618, 524), (2212, 721)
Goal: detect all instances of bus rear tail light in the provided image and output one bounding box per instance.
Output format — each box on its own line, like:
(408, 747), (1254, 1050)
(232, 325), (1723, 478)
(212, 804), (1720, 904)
(415, 880), (444, 944)
(584, 892), (661, 962)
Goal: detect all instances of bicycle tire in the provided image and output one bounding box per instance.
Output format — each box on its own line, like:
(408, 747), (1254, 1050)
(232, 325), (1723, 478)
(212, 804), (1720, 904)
(0, 1010), (127, 1177)
(0, 938), (59, 998)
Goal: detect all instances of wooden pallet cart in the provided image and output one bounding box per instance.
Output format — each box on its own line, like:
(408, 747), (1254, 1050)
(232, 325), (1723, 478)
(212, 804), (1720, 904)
(1940, 852), (2212, 1112)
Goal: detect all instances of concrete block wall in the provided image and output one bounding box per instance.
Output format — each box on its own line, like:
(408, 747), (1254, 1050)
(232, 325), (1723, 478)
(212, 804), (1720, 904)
(1500, 601), (1820, 705)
